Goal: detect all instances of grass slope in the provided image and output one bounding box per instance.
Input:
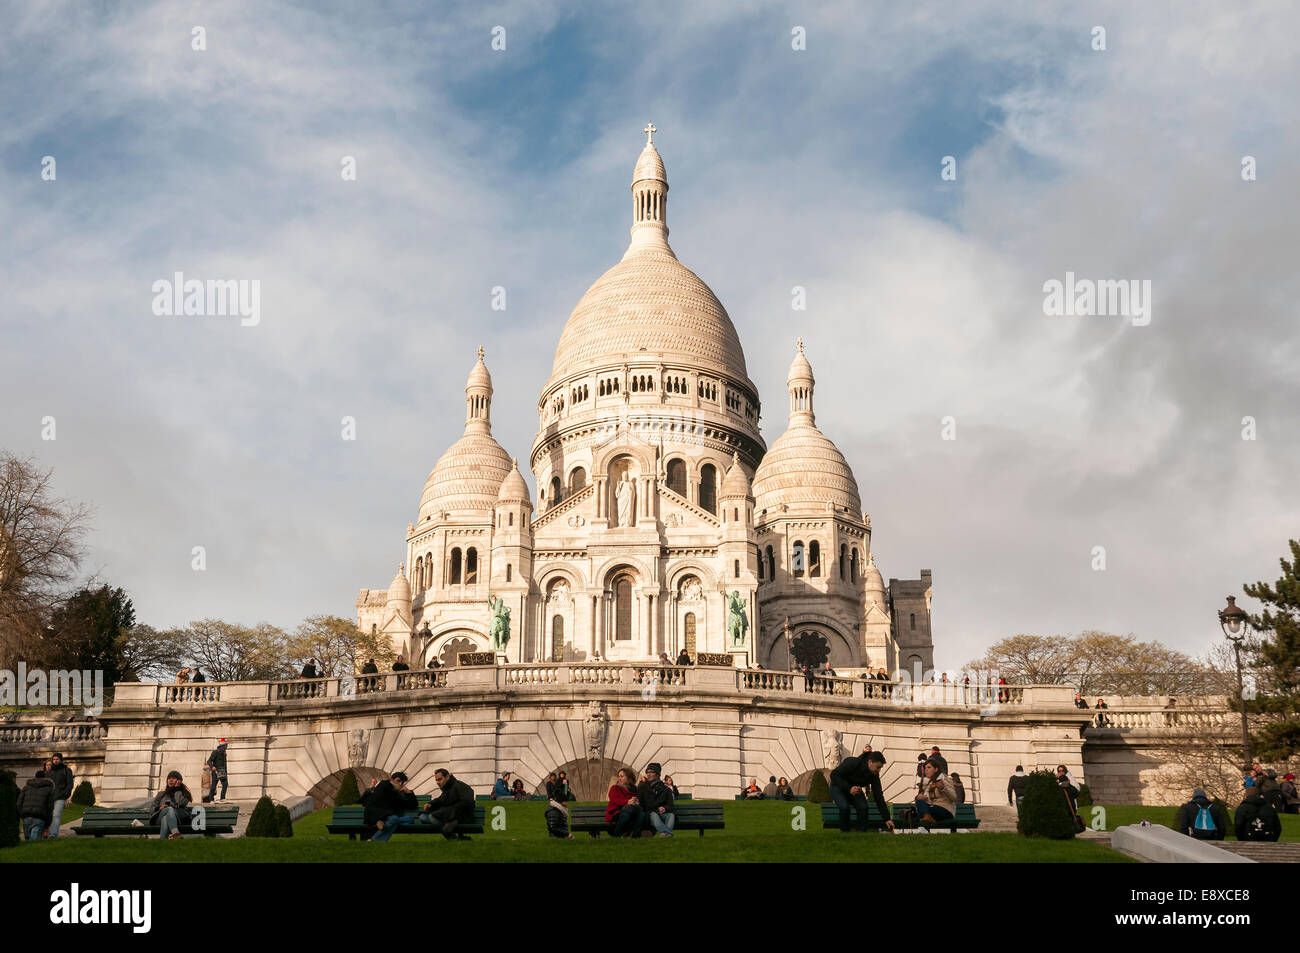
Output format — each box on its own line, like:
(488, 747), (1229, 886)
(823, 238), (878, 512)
(2, 800), (1130, 863)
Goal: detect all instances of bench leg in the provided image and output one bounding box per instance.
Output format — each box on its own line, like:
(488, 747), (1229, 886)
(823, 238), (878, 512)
(698, 829), (704, 837)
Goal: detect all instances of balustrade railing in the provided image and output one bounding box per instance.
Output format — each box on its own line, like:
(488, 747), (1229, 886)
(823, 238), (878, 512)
(1089, 706), (1230, 731)
(161, 683), (221, 704)
(633, 665), (688, 686)
(0, 723), (103, 745)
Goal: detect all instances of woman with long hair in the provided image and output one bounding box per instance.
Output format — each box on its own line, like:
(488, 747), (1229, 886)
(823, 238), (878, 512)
(150, 770), (194, 840)
(605, 767), (644, 838)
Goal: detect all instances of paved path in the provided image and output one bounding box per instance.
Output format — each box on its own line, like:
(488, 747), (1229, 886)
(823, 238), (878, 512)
(1211, 841), (1300, 863)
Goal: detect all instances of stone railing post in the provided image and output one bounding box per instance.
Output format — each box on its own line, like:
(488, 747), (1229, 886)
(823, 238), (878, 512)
(619, 666), (635, 685)
(851, 679), (865, 699)
(556, 665), (571, 685)
(792, 675), (806, 693)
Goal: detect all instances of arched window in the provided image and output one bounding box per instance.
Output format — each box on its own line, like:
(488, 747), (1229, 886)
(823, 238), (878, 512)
(851, 548), (859, 583)
(758, 552), (765, 580)
(551, 615), (565, 661)
(910, 613), (916, 631)
(506, 564), (512, 582)
(425, 554), (433, 589)
(792, 540), (805, 577)
(766, 546), (775, 580)
(570, 467), (586, 493)
(508, 512), (513, 527)
(615, 576), (633, 641)
(549, 476), (562, 507)
(415, 556), (423, 591)
(734, 558), (740, 578)
(684, 612), (697, 656)
(839, 544), (847, 581)
(809, 541), (821, 577)
(466, 548), (478, 584)
(699, 464), (717, 514)
(666, 458), (687, 497)
(733, 506), (739, 522)
(450, 548), (462, 585)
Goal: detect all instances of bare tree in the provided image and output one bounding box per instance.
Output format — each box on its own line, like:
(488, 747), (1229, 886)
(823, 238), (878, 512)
(0, 453), (93, 665)
(180, 619), (290, 682)
(285, 614), (396, 676)
(967, 631), (1212, 694)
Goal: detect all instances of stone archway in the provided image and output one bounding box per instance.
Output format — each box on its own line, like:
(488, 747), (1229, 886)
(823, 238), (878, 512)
(790, 767), (830, 797)
(308, 766), (388, 808)
(533, 757), (635, 802)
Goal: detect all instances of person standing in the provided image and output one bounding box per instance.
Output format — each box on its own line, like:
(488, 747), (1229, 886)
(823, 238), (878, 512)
(1235, 781), (1282, 842)
(1175, 787), (1227, 840)
(950, 772), (966, 805)
(360, 658), (379, 675)
(637, 762), (676, 837)
(301, 658), (319, 679)
(676, 649), (691, 665)
(205, 739), (229, 803)
(828, 751), (894, 833)
(46, 753), (74, 837)
(1007, 765), (1029, 807)
(192, 668), (207, 683)
(17, 770), (56, 841)
(392, 655), (410, 672)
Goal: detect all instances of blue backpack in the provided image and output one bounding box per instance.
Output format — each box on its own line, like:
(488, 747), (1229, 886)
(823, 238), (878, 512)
(1192, 803), (1216, 838)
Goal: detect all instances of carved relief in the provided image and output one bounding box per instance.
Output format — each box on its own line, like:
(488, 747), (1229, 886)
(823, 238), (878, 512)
(822, 729), (842, 768)
(347, 729), (368, 768)
(584, 700), (607, 761)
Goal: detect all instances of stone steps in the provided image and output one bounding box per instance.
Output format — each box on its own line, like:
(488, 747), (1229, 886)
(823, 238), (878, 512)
(1211, 841), (1300, 863)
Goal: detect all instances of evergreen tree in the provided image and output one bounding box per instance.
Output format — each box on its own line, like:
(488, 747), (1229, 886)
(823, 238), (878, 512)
(334, 769), (361, 806)
(1243, 539), (1300, 761)
(274, 804), (294, 838)
(1017, 770), (1075, 839)
(70, 780), (96, 806)
(245, 796), (279, 837)
(806, 769), (831, 804)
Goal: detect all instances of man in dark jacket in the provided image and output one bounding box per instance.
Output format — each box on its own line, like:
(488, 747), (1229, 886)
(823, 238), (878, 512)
(364, 771), (418, 842)
(46, 753), (74, 837)
(206, 739), (229, 803)
(637, 762), (676, 837)
(1235, 786), (1282, 842)
(421, 768), (475, 840)
(360, 659), (379, 675)
(829, 751), (894, 833)
(1175, 787), (1227, 840)
(17, 770), (56, 841)
(1008, 766), (1029, 807)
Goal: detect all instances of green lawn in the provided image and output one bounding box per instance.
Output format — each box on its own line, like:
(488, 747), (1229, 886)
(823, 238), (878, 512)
(3, 801), (1130, 863)
(1089, 803), (1300, 842)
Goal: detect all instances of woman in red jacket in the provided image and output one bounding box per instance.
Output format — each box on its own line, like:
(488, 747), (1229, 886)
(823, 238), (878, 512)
(605, 768), (645, 837)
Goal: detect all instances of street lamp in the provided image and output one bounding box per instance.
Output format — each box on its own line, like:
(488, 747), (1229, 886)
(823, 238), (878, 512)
(783, 617), (793, 673)
(1218, 595), (1253, 773)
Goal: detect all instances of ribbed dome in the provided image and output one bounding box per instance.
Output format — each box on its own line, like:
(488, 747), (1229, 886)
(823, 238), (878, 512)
(752, 423), (862, 515)
(496, 458), (531, 505)
(387, 564), (411, 605)
(419, 431), (513, 520)
(721, 452), (751, 498)
(633, 141), (666, 184)
(549, 246), (750, 383)
(864, 552), (886, 595)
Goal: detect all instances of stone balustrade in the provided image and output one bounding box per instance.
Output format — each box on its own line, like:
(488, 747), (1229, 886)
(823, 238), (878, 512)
(0, 722), (103, 745)
(1088, 705), (1231, 731)
(105, 665), (1075, 710)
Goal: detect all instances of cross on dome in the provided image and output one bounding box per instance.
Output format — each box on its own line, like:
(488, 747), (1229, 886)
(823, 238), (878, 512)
(644, 122), (657, 144)
(477, 345), (485, 361)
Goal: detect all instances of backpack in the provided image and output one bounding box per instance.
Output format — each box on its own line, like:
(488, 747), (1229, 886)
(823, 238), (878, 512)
(1191, 804), (1217, 839)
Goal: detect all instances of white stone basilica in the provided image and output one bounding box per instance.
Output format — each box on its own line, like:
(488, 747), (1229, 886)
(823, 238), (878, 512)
(358, 127), (935, 675)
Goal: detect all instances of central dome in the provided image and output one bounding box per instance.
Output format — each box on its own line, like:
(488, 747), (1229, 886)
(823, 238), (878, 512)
(549, 246), (750, 383)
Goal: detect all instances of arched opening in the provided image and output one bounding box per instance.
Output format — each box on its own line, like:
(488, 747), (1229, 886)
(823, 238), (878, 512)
(450, 548), (462, 585)
(850, 548), (859, 583)
(666, 458), (686, 497)
(839, 544), (847, 581)
(791, 630), (830, 669)
(809, 541), (821, 578)
(792, 540), (805, 577)
(734, 558), (740, 579)
(508, 512), (514, 527)
(766, 546), (775, 580)
(533, 757), (637, 802)
(699, 463), (717, 514)
(415, 556), (424, 591)
(757, 553), (764, 580)
(308, 766), (390, 808)
(465, 548), (478, 584)
(551, 615), (565, 661)
(549, 476), (563, 507)
(506, 564), (512, 582)
(428, 633), (481, 668)
(684, 612), (697, 657)
(614, 574), (634, 641)
(789, 768), (831, 798)
(910, 613), (916, 630)
(570, 467), (586, 493)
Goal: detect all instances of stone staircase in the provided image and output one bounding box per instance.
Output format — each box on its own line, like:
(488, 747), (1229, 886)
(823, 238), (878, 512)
(1210, 841), (1300, 863)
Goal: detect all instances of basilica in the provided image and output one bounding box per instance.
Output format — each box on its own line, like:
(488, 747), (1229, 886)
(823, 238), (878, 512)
(357, 128), (935, 675)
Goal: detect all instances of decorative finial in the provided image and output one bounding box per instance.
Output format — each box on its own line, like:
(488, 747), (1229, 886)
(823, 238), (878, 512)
(477, 345), (485, 362)
(796, 336), (804, 353)
(644, 122), (657, 144)
(732, 450), (740, 465)
(511, 457), (518, 467)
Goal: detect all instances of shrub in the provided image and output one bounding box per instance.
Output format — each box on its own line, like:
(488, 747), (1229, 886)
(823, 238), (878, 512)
(70, 781), (96, 807)
(0, 770), (18, 849)
(806, 770), (831, 804)
(244, 796), (279, 837)
(1017, 770), (1076, 839)
(335, 769), (361, 806)
(274, 804), (293, 838)
(1076, 783), (1092, 808)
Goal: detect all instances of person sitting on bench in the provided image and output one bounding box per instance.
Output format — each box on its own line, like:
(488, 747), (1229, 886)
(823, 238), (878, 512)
(150, 770), (195, 840)
(743, 778), (764, 799)
(829, 751), (894, 833)
(915, 756), (957, 829)
(364, 771), (417, 842)
(637, 762), (676, 837)
(420, 768), (476, 840)
(605, 768), (645, 837)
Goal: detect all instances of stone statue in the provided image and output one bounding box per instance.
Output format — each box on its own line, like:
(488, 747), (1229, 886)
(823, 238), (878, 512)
(489, 594), (511, 651)
(727, 590), (749, 647)
(615, 473), (635, 527)
(584, 700), (607, 761)
(822, 728), (842, 768)
(347, 729), (368, 769)
(680, 577), (702, 602)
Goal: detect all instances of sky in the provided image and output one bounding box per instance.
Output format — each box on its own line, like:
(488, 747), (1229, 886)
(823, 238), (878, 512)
(2, 1), (1297, 668)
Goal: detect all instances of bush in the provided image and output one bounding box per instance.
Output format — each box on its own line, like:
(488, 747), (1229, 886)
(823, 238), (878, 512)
(1017, 770), (1076, 839)
(274, 804), (293, 838)
(806, 770), (831, 804)
(244, 796), (279, 838)
(0, 770), (18, 849)
(1076, 783), (1093, 808)
(70, 781), (96, 807)
(335, 769), (360, 806)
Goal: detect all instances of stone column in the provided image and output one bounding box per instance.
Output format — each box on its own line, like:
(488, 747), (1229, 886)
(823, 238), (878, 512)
(589, 594), (598, 659)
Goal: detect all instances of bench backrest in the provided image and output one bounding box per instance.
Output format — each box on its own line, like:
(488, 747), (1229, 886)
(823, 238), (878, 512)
(570, 803), (723, 824)
(330, 805), (487, 825)
(80, 806), (240, 827)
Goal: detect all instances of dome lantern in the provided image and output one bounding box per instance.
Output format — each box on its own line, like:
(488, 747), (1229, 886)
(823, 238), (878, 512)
(787, 337), (815, 425)
(629, 122), (670, 252)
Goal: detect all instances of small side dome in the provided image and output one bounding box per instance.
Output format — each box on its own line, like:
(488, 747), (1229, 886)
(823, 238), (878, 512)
(864, 552), (886, 598)
(387, 564), (411, 606)
(497, 458), (532, 505)
(721, 451), (751, 499)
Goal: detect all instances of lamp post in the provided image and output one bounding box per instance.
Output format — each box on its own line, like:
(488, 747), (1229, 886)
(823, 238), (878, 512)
(783, 617), (793, 673)
(1218, 595), (1253, 773)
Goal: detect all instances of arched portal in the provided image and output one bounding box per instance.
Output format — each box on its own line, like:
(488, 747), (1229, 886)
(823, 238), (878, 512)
(533, 757), (637, 802)
(308, 766), (388, 807)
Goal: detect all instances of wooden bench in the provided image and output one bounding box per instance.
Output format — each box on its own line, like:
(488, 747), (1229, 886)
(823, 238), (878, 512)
(477, 794), (548, 801)
(891, 802), (981, 832)
(326, 804), (487, 839)
(76, 805), (240, 837)
(735, 793), (806, 801)
(569, 802), (724, 837)
(819, 802), (892, 830)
